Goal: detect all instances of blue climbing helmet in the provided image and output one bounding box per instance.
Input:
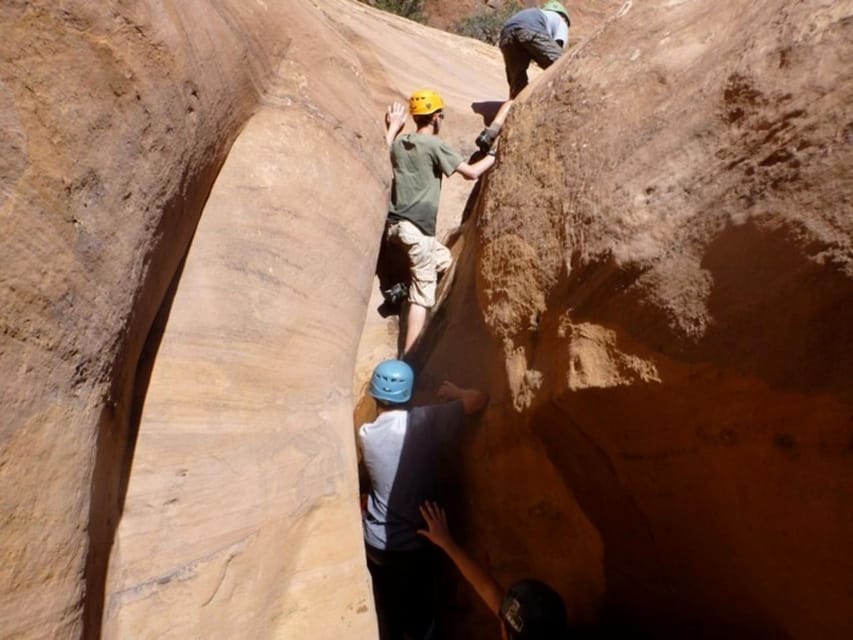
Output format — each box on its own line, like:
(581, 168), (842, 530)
(500, 579), (569, 639)
(369, 359), (414, 404)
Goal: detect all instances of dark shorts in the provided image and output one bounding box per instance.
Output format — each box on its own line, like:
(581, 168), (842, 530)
(499, 27), (564, 98)
(366, 545), (436, 640)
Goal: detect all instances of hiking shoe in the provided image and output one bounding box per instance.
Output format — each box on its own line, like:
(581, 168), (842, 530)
(475, 128), (497, 154)
(382, 282), (408, 305)
(377, 299), (402, 318)
(377, 281), (408, 317)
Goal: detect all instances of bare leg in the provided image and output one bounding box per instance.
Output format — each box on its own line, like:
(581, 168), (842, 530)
(402, 303), (428, 356)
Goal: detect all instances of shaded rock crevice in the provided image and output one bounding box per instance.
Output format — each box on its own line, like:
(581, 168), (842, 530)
(83, 250), (187, 639)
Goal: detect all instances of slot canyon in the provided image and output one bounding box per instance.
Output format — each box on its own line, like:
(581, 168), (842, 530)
(1, 1), (851, 638)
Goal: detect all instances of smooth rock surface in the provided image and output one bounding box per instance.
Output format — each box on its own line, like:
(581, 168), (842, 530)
(102, 10), (388, 635)
(1, 1), (397, 637)
(1, 1), (292, 636)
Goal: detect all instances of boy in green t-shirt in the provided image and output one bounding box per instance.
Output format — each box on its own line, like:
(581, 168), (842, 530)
(384, 89), (496, 356)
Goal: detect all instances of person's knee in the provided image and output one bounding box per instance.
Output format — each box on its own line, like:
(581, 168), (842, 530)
(410, 251), (439, 303)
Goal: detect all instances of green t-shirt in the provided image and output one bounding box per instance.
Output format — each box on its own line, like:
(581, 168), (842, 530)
(387, 133), (463, 236)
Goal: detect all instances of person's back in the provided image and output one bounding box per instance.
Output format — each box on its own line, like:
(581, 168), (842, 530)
(502, 8), (561, 41)
(388, 133), (462, 237)
(360, 401), (465, 551)
(358, 360), (489, 640)
(499, 3), (571, 98)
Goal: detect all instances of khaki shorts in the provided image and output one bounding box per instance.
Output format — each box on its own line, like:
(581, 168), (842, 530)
(386, 220), (452, 308)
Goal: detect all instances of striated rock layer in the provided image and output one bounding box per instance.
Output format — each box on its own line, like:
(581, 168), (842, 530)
(0, 0), (397, 637)
(1, 2), (287, 636)
(99, 1), (393, 636)
(416, 0), (853, 637)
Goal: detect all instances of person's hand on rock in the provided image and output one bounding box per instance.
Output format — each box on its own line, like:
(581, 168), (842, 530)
(418, 501), (454, 551)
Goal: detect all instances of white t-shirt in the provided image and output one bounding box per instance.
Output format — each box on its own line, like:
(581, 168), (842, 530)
(544, 9), (570, 47)
(359, 400), (465, 551)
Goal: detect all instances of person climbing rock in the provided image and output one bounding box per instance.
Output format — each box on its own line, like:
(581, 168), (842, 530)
(418, 501), (570, 640)
(383, 90), (496, 356)
(359, 359), (489, 640)
(499, 1), (572, 99)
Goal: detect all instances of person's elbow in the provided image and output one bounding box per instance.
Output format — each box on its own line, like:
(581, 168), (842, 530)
(456, 157), (495, 181)
(455, 163), (480, 181)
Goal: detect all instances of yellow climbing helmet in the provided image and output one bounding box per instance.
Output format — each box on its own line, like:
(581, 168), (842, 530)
(542, 0), (571, 25)
(409, 89), (445, 116)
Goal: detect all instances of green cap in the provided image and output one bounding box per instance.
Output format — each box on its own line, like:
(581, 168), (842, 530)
(542, 1), (571, 25)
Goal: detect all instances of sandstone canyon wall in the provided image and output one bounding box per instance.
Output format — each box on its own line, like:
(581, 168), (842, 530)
(2, 0), (851, 639)
(0, 0), (393, 637)
(412, 0), (853, 638)
(1, 2), (286, 636)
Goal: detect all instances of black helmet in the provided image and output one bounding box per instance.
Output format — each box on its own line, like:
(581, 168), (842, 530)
(500, 579), (569, 639)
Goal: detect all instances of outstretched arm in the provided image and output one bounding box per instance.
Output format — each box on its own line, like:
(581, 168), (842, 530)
(418, 502), (504, 616)
(454, 153), (496, 180)
(473, 99), (514, 155)
(492, 99), (514, 130)
(438, 381), (488, 415)
(385, 102), (407, 147)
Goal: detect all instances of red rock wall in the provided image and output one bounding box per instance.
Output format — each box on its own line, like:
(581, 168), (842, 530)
(415, 0), (853, 637)
(1, 0), (515, 637)
(1, 2), (277, 635)
(1, 1), (389, 637)
(100, 1), (398, 636)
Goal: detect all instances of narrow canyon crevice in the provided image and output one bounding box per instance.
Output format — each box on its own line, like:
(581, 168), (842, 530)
(2, 1), (851, 639)
(83, 252), (187, 639)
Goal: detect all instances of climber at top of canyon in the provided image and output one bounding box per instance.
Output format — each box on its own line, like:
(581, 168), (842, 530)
(473, 0), (571, 161)
(498, 0), (572, 99)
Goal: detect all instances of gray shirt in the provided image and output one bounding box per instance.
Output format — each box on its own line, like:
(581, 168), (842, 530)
(503, 8), (569, 47)
(359, 401), (465, 551)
